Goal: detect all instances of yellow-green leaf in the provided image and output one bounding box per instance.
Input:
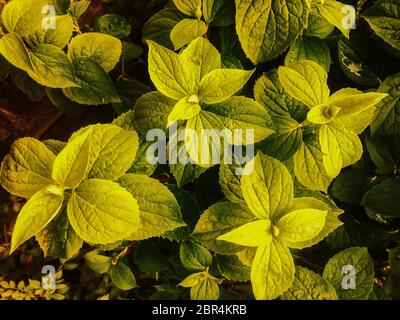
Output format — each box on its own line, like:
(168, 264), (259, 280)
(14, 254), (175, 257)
(67, 179), (141, 244)
(170, 19), (207, 50)
(192, 202), (254, 254)
(190, 275), (221, 300)
(173, 0), (202, 17)
(217, 220), (271, 247)
(277, 209), (327, 245)
(36, 208), (83, 260)
(235, 0), (310, 64)
(282, 266), (338, 300)
(63, 57), (121, 105)
(117, 174), (185, 240)
(319, 123), (363, 178)
(304, 13), (334, 39)
(363, 0), (400, 50)
(11, 186), (64, 254)
(29, 44), (77, 88)
(329, 88), (388, 119)
(2, 0), (48, 36)
(134, 91), (176, 134)
(180, 37), (221, 86)
(285, 36), (332, 72)
(179, 272), (204, 287)
(52, 129), (92, 188)
(26, 15), (74, 49)
(197, 96), (274, 144)
(147, 40), (194, 100)
(307, 104), (341, 124)
(241, 152), (293, 219)
(168, 96), (201, 124)
(85, 250), (112, 274)
(70, 124), (139, 181)
(198, 68), (254, 104)
(180, 241), (212, 272)
(68, 33), (122, 72)
(184, 98), (274, 167)
(142, 8), (186, 50)
(219, 164), (246, 205)
(371, 73), (400, 136)
(0, 32), (32, 72)
(287, 197), (343, 248)
(323, 247), (374, 300)
(293, 136), (332, 192)
(0, 138), (55, 199)
(278, 60), (330, 108)
(251, 237), (294, 300)
(314, 0), (351, 38)
(110, 261), (137, 291)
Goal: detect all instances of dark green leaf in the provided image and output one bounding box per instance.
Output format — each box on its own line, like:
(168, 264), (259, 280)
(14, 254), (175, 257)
(46, 88), (86, 117)
(338, 39), (380, 87)
(10, 68), (45, 102)
(110, 261), (137, 291)
(134, 241), (169, 273)
(331, 170), (375, 205)
(143, 8), (186, 50)
(216, 255), (250, 282)
(94, 14), (132, 39)
(362, 178), (400, 217)
(180, 241), (212, 272)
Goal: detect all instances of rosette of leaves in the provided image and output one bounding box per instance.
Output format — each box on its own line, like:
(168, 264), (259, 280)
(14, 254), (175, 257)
(0, 123), (185, 258)
(134, 37), (274, 185)
(254, 60), (387, 192)
(0, 0), (123, 106)
(278, 60), (387, 190)
(193, 152), (343, 300)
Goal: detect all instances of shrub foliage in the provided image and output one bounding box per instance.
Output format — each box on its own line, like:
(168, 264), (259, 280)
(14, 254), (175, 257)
(0, 0), (400, 300)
